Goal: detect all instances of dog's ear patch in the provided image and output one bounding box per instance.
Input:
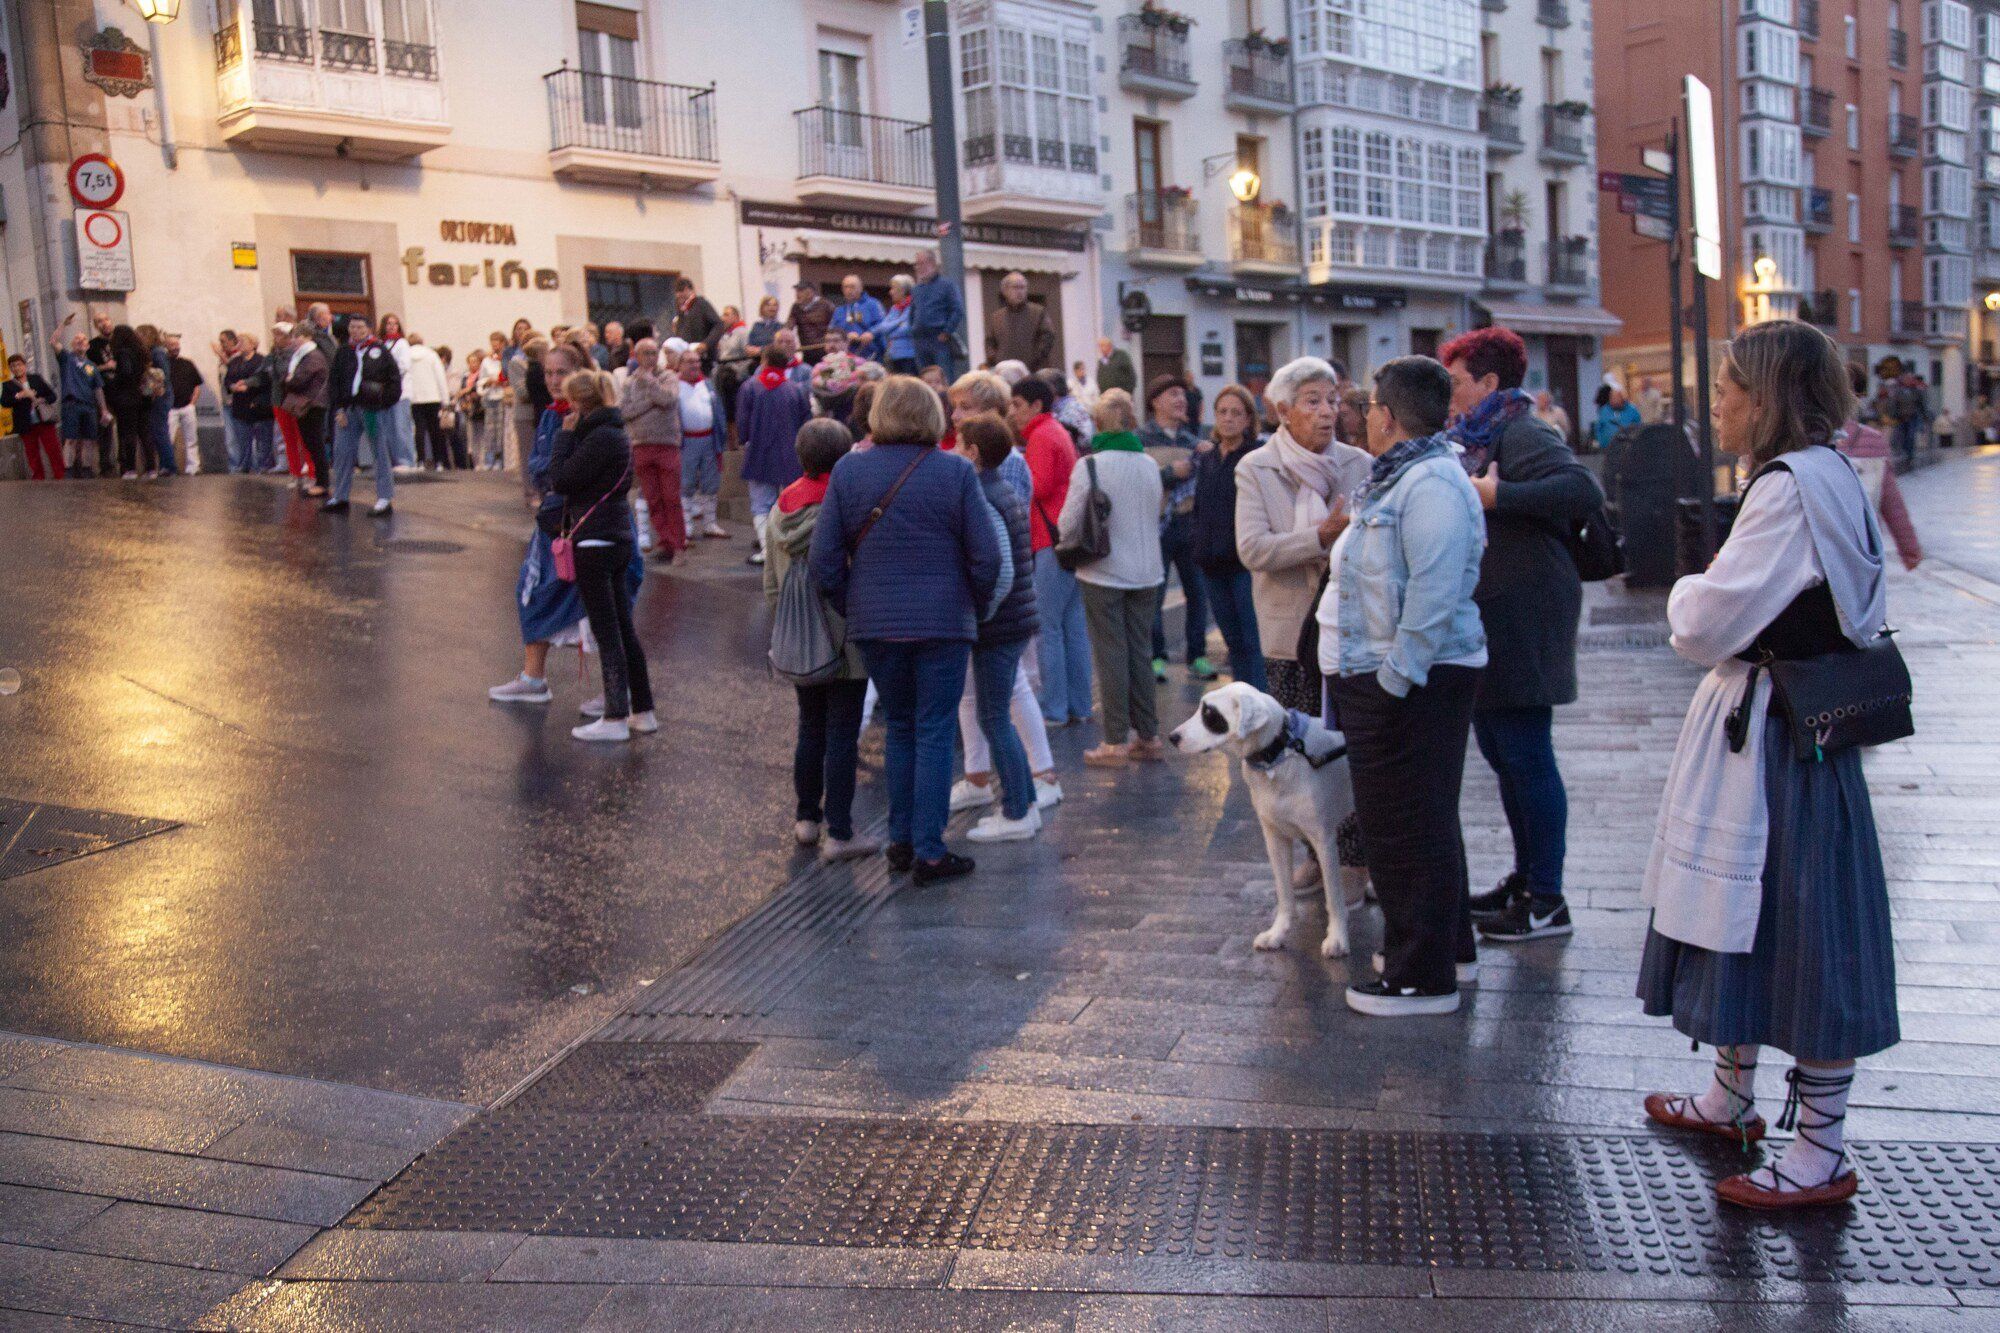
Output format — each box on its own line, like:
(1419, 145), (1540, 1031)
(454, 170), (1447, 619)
(1200, 701), (1230, 735)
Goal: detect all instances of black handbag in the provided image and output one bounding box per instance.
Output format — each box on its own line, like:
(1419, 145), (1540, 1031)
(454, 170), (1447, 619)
(1566, 506), (1627, 582)
(1729, 631), (1914, 761)
(1053, 456), (1112, 572)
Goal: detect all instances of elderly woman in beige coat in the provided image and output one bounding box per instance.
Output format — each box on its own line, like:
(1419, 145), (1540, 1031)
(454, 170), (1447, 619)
(1234, 356), (1372, 714)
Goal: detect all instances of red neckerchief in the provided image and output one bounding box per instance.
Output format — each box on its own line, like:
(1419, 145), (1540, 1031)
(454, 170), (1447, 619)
(550, 398), (573, 416)
(892, 297), (912, 311)
(755, 366), (788, 390)
(778, 474), (831, 513)
(679, 366), (704, 385)
(677, 293), (695, 313)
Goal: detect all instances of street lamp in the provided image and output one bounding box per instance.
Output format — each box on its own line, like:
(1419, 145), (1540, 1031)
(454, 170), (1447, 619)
(1983, 292), (2000, 312)
(131, 0), (181, 20)
(1228, 167), (1262, 204)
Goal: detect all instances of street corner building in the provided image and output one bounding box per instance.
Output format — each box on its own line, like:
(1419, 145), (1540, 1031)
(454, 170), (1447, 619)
(0, 0), (1623, 447)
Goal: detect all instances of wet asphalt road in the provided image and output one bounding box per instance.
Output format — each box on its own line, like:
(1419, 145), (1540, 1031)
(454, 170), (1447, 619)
(0, 473), (825, 1102)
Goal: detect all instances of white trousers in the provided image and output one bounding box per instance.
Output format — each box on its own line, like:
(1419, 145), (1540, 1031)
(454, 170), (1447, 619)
(959, 655), (1055, 778)
(169, 405), (201, 472)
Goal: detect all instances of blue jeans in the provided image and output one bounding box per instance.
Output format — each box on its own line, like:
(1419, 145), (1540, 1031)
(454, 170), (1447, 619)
(1200, 567), (1266, 691)
(747, 480), (780, 520)
(859, 638), (971, 862)
(913, 332), (963, 383)
(1472, 706), (1568, 904)
(332, 409), (395, 504)
(388, 400), (417, 468)
(972, 638), (1033, 820)
(148, 401), (176, 475)
(795, 679), (868, 841)
(1152, 514), (1210, 663)
(229, 418), (274, 472)
(1032, 549), (1093, 722)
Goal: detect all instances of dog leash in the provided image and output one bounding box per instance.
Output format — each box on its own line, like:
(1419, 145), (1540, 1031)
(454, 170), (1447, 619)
(1244, 710), (1346, 772)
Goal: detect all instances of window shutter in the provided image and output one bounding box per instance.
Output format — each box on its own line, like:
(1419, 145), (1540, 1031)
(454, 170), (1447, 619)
(576, 2), (638, 40)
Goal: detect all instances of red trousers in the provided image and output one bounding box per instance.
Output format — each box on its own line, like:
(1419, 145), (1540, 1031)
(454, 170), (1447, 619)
(275, 407), (319, 483)
(632, 443), (687, 554)
(21, 424), (64, 480)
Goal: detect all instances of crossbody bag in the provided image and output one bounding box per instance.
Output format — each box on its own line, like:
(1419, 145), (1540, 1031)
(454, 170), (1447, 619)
(551, 462), (631, 583)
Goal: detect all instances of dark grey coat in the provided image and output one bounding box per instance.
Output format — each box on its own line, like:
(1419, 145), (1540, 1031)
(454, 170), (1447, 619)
(1473, 411), (1603, 710)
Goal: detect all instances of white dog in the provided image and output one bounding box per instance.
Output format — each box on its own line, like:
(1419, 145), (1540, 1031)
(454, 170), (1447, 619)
(1169, 682), (1368, 958)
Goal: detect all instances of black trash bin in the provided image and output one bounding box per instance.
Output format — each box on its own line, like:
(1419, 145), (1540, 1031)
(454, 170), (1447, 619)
(1676, 494), (1741, 576)
(1606, 423), (1690, 588)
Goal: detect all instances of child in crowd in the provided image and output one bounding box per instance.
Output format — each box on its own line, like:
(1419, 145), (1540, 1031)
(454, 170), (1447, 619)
(810, 329), (863, 422)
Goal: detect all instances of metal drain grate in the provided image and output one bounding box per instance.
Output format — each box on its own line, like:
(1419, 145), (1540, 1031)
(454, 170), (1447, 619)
(1578, 626), (1674, 652)
(380, 537), (467, 555)
(496, 1042), (755, 1118)
(0, 797), (178, 882)
(348, 1086), (2000, 1289)
(596, 817), (897, 1041)
(1588, 602), (1669, 627)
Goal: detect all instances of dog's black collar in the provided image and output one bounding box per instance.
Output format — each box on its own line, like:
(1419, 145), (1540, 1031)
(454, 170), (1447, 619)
(1244, 722), (1346, 772)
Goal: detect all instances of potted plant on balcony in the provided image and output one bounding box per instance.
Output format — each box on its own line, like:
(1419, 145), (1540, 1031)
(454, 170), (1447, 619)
(1498, 189), (1528, 239)
(1162, 183), (1194, 202)
(1486, 83), (1523, 105)
(1242, 29), (1290, 57)
(1550, 98), (1592, 119)
(1139, 1), (1193, 35)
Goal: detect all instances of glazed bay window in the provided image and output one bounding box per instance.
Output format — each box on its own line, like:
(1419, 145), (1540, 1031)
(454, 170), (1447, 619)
(956, 1), (1099, 223)
(213, 0), (447, 157)
(1293, 0), (1479, 86)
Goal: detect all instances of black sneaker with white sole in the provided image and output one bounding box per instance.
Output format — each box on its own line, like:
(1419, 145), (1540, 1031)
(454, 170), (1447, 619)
(1478, 896), (1574, 942)
(1469, 871), (1525, 920)
(1345, 979), (1461, 1016)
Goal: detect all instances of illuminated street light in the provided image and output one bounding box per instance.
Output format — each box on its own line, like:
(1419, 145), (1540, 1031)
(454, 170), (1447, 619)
(1984, 292), (2000, 312)
(1228, 167), (1262, 203)
(131, 0), (181, 20)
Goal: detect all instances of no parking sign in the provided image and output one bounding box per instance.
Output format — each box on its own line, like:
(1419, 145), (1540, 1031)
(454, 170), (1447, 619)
(75, 208), (134, 292)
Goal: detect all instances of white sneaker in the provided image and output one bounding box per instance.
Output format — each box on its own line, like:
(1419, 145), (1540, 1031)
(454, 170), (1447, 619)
(967, 807), (1042, 843)
(571, 718), (630, 742)
(628, 710), (659, 734)
(579, 696), (606, 718)
(702, 522), (729, 539)
(1371, 952), (1479, 987)
(949, 780), (997, 813)
(1034, 779), (1064, 810)
(371, 498), (393, 515)
(821, 835), (883, 863)
(634, 498), (655, 552)
(489, 675), (552, 704)
(794, 819), (822, 846)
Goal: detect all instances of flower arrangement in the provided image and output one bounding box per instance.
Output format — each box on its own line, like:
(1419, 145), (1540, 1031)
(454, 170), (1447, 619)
(1485, 83), (1523, 105)
(1550, 98), (1592, 118)
(1242, 29), (1290, 56)
(1139, 1), (1193, 35)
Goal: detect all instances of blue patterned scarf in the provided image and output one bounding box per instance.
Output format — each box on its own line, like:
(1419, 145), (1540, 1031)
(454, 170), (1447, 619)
(1355, 433), (1449, 504)
(1446, 387), (1533, 474)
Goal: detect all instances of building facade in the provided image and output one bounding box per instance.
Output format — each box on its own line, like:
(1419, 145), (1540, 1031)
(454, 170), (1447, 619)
(0, 0), (1106, 395)
(1475, 0), (1616, 443)
(1595, 0), (1979, 413)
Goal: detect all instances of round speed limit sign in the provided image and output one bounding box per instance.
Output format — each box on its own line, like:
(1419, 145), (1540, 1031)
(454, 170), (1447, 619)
(67, 154), (125, 210)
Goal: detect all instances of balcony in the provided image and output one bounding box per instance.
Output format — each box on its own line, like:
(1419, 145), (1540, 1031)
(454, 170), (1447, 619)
(1889, 203), (1920, 245)
(1547, 237), (1591, 292)
(1890, 113), (1920, 156)
(1892, 300), (1925, 337)
(1484, 230), (1529, 288)
(1976, 247), (2000, 282)
(1118, 14), (1195, 98)
(545, 67), (717, 188)
(1799, 288), (1840, 328)
(1126, 190), (1203, 268)
(1483, 93), (1524, 153)
(1482, 0), (1507, 9)
(1798, 0), (1820, 39)
(1537, 0), (1570, 27)
(211, 1), (447, 159)
(1229, 202), (1301, 273)
(1927, 306), (1970, 345)
(1804, 186), (1834, 232)
(1889, 27), (1909, 69)
(962, 127), (1103, 223)
(1802, 87), (1833, 135)
(794, 107), (932, 211)
(1540, 104), (1590, 165)
(1223, 39), (1292, 114)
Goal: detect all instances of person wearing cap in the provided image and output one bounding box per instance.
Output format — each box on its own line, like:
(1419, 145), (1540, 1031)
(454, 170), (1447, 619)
(1142, 372), (1215, 682)
(787, 280), (837, 366)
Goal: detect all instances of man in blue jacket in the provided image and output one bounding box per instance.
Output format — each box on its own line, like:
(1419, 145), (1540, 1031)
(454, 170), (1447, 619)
(830, 275), (886, 361)
(910, 249), (966, 383)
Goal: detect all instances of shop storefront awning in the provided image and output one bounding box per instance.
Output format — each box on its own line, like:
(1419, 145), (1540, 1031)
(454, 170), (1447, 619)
(1474, 300), (1624, 335)
(786, 233), (1080, 277)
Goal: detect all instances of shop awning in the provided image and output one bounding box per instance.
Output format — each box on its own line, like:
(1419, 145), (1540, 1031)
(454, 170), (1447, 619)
(1474, 300), (1624, 335)
(785, 233), (1080, 277)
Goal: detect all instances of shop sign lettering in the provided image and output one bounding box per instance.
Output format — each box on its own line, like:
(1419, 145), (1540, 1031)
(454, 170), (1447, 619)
(401, 247), (557, 290)
(438, 221), (518, 245)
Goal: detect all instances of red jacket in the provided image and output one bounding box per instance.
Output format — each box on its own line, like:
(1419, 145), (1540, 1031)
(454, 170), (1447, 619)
(1020, 412), (1078, 553)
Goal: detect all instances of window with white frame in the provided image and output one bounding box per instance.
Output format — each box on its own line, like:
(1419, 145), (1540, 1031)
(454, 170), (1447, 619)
(957, 7), (1095, 174)
(1928, 44), (1968, 81)
(1926, 79), (1972, 129)
(1292, 0), (1480, 87)
(1740, 0), (1792, 21)
(1927, 253), (1972, 304)
(1741, 121), (1802, 183)
(1924, 0), (1972, 49)
(1926, 163), (1973, 215)
(1848, 191), (1861, 241)
(1845, 13), (1857, 58)
(1739, 21), (1800, 82)
(1849, 286), (1862, 333)
(1330, 126), (1361, 212)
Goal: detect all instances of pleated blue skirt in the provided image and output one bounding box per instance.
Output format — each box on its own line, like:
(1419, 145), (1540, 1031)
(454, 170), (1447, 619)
(1637, 712), (1900, 1062)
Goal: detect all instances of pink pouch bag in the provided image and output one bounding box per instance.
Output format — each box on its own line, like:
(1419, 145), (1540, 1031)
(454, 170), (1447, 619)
(551, 463), (630, 583)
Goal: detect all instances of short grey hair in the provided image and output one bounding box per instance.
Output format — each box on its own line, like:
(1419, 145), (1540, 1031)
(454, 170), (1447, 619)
(1266, 356), (1341, 410)
(890, 274), (914, 297)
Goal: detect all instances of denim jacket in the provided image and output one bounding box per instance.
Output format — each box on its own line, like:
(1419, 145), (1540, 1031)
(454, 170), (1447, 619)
(1334, 438), (1487, 697)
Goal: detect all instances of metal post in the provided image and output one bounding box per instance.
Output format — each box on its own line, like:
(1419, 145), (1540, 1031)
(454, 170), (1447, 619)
(924, 1), (966, 297)
(1690, 239), (1718, 563)
(1666, 124), (1686, 434)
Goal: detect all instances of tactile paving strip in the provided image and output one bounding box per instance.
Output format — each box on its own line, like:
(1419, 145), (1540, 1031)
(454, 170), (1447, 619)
(349, 1041), (2000, 1290)
(0, 797), (178, 882)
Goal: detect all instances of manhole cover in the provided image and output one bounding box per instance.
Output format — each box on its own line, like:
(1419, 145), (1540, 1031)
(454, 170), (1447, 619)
(0, 797), (178, 881)
(381, 538), (466, 555)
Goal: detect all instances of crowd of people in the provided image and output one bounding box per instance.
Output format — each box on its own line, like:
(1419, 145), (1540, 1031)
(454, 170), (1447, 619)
(12, 271), (1907, 1214)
